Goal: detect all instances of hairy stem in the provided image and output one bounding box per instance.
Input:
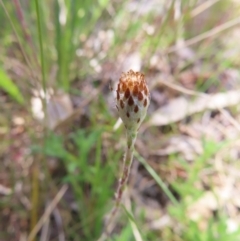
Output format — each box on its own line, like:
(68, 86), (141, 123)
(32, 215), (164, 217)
(106, 131), (137, 234)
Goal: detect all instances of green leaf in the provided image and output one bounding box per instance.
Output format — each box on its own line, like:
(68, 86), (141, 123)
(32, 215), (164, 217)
(0, 68), (24, 104)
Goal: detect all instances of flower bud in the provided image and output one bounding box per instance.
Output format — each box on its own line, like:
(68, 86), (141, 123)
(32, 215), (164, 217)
(116, 70), (150, 133)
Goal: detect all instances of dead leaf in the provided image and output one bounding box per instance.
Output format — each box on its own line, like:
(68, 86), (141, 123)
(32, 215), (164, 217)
(148, 90), (240, 126)
(47, 92), (73, 129)
(31, 89), (73, 129)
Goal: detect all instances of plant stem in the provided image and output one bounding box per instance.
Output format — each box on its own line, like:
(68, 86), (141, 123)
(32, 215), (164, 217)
(105, 131), (137, 235)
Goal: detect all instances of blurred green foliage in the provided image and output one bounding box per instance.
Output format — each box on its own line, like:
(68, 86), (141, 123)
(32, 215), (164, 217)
(0, 68), (24, 104)
(41, 129), (121, 240)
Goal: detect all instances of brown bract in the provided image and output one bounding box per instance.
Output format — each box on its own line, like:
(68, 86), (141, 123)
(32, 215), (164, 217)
(117, 70), (149, 99)
(116, 70), (150, 133)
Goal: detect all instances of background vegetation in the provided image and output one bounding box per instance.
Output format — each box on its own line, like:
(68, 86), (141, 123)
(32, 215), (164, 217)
(1, 0), (240, 240)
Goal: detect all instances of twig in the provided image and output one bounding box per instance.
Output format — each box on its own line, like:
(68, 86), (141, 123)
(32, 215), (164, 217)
(27, 185), (68, 241)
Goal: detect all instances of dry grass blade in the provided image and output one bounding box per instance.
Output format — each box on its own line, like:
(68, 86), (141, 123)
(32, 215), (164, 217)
(154, 77), (206, 97)
(27, 185), (68, 241)
(166, 15), (240, 54)
(191, 0), (220, 18)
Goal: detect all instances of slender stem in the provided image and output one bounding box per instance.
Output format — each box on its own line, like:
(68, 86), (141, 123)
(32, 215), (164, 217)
(105, 131), (137, 236)
(35, 0), (47, 100)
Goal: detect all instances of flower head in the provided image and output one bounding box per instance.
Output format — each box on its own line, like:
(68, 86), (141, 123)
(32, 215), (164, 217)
(116, 70), (150, 133)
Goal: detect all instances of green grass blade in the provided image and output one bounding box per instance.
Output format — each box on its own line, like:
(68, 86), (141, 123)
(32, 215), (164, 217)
(54, 0), (69, 90)
(0, 0), (34, 74)
(122, 205), (144, 241)
(35, 0), (46, 96)
(0, 68), (24, 104)
(135, 152), (179, 206)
